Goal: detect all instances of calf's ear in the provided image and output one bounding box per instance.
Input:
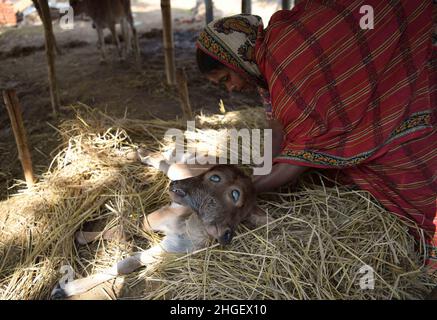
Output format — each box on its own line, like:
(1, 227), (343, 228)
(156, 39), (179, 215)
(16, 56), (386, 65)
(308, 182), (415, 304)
(243, 206), (270, 228)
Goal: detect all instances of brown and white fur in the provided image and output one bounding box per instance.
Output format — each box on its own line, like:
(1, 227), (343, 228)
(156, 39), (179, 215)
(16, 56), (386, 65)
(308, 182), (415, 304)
(51, 149), (268, 299)
(70, 0), (140, 62)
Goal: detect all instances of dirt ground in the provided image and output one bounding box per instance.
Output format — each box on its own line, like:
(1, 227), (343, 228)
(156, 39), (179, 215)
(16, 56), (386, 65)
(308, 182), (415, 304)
(0, 10), (262, 200)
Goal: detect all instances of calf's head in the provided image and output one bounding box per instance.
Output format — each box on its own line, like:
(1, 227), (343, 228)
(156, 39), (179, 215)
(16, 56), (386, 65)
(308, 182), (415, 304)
(169, 165), (261, 245)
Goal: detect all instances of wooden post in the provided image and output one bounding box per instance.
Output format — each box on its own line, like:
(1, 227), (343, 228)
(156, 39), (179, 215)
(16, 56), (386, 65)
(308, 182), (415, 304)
(31, 0), (62, 55)
(282, 0), (291, 9)
(241, 0), (251, 14)
(204, 0), (213, 24)
(176, 68), (193, 120)
(3, 89), (35, 187)
(38, 0), (60, 116)
(160, 0), (176, 85)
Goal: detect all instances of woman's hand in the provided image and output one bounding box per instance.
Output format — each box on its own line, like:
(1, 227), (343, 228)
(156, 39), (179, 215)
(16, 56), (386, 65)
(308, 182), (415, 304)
(252, 162), (308, 194)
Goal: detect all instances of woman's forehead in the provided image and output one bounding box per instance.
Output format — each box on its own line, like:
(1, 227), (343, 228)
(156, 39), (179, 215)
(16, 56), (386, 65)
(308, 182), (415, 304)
(207, 68), (229, 82)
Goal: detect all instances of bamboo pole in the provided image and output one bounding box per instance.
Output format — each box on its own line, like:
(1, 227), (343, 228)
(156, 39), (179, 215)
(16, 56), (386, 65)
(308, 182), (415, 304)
(3, 89), (35, 187)
(37, 0), (60, 116)
(241, 0), (251, 14)
(31, 0), (62, 55)
(160, 0), (176, 85)
(204, 0), (213, 24)
(282, 0), (291, 9)
(176, 68), (193, 120)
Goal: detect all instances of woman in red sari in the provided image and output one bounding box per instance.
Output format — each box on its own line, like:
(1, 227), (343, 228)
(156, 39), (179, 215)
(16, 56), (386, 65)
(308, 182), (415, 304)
(196, 0), (436, 270)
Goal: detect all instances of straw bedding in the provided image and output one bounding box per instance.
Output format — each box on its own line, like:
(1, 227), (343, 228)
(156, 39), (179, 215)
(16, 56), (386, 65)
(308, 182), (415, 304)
(0, 105), (435, 300)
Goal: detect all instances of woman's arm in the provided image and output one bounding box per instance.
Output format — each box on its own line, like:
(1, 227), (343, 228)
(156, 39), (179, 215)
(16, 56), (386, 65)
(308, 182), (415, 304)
(252, 119), (307, 193)
(268, 119), (284, 158)
(253, 162), (308, 194)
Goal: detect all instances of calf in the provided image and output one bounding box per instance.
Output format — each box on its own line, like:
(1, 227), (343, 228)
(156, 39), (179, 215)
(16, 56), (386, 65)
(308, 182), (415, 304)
(70, 0), (140, 62)
(51, 149), (268, 299)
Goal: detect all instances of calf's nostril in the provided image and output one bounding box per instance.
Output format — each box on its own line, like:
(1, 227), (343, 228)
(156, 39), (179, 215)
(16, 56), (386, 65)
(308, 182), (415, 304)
(221, 230), (233, 245)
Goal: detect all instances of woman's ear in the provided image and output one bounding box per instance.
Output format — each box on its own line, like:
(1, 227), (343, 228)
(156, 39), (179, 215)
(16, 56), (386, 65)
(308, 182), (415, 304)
(243, 206), (270, 228)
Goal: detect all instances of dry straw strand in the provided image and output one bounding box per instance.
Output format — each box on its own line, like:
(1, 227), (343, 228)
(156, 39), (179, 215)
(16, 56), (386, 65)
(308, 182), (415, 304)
(0, 105), (435, 300)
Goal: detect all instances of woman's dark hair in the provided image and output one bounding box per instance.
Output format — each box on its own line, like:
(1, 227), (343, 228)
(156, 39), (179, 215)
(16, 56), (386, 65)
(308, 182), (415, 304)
(196, 48), (225, 74)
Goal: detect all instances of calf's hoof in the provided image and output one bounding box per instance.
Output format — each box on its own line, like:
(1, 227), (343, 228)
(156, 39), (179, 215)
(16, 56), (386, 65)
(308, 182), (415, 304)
(51, 284), (68, 300)
(137, 148), (152, 164)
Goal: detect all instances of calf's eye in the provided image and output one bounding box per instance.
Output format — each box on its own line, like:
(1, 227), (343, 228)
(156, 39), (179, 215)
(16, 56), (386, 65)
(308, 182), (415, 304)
(231, 190), (240, 202)
(209, 175), (221, 182)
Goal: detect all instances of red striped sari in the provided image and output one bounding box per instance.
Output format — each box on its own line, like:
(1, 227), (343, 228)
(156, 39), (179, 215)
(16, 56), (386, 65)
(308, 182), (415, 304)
(255, 0), (436, 268)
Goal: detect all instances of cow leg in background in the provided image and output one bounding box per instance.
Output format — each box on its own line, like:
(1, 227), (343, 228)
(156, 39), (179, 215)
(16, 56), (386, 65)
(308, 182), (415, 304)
(108, 22), (123, 60)
(125, 10), (140, 63)
(96, 25), (107, 62)
(121, 18), (131, 58)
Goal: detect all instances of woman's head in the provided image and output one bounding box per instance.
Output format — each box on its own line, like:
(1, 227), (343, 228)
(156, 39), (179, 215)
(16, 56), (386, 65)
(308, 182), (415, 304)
(196, 14), (264, 92)
(196, 49), (251, 92)
(196, 48), (224, 74)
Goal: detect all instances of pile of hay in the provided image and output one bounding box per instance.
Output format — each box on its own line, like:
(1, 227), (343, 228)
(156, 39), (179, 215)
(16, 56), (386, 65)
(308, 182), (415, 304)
(0, 105), (435, 300)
